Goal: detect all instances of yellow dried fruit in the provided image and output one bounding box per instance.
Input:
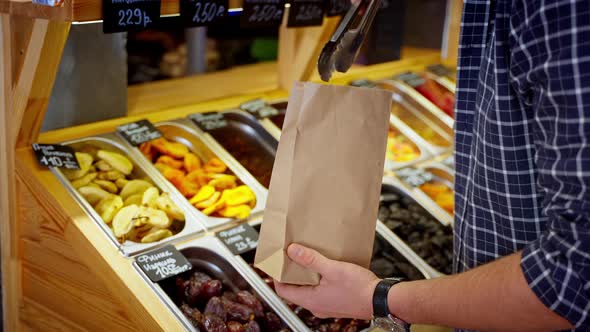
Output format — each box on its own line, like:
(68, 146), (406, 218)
(184, 152), (202, 172)
(201, 191), (227, 216)
(71, 172), (98, 189)
(208, 174), (237, 191)
(119, 180), (153, 200)
(219, 205), (252, 219)
(115, 178), (128, 190)
(141, 187), (160, 208)
(139, 207), (171, 228)
(224, 185), (256, 207)
(94, 160), (113, 172)
(155, 192), (185, 221)
(78, 186), (111, 206)
(95, 195), (123, 224)
(189, 185), (216, 205)
(156, 155), (184, 169)
(151, 137), (189, 159)
(97, 170), (125, 181)
(113, 204), (140, 237)
(93, 179), (118, 194)
(195, 191), (220, 209)
(123, 194), (143, 207)
(141, 228), (173, 243)
(63, 152), (94, 180)
(203, 157), (227, 173)
(97, 150), (133, 175)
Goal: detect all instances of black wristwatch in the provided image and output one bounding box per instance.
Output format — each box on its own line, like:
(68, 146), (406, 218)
(372, 278), (410, 332)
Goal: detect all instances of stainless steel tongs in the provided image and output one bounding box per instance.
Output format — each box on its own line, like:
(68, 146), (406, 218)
(318, 0), (382, 82)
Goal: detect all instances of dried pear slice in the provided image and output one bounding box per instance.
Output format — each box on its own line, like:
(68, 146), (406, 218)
(95, 195), (123, 224)
(113, 204), (140, 237)
(141, 187), (160, 208)
(71, 172), (98, 189)
(195, 191), (221, 209)
(124, 193), (143, 206)
(97, 150), (133, 175)
(63, 152), (94, 180)
(78, 186), (110, 206)
(139, 207), (171, 228)
(155, 192), (185, 221)
(115, 178), (128, 190)
(95, 160), (113, 171)
(97, 170), (125, 181)
(189, 185), (215, 205)
(119, 179), (153, 200)
(140, 228), (173, 243)
(93, 179), (118, 194)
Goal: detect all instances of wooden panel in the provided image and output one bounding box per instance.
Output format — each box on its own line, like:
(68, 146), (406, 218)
(442, 0), (462, 65)
(20, 297), (88, 332)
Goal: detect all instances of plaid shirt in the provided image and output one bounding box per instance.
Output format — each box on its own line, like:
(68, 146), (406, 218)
(454, 0), (590, 329)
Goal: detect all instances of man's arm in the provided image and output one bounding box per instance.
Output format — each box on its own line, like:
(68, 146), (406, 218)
(275, 244), (573, 331)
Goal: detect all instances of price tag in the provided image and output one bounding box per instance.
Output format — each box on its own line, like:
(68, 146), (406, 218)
(326, 0), (350, 17)
(349, 79), (376, 88)
(395, 72), (425, 88)
(181, 0), (228, 27)
(427, 64), (453, 78)
(216, 224), (259, 255)
(241, 0), (285, 28)
(287, 0), (325, 27)
(136, 245), (193, 282)
(102, 0), (160, 33)
(240, 100), (280, 119)
(32, 144), (80, 170)
(117, 119), (162, 146)
(190, 112), (228, 131)
(396, 167), (433, 187)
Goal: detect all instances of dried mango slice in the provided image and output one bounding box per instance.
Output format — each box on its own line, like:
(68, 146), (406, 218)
(186, 170), (210, 187)
(141, 187), (160, 207)
(156, 155), (184, 169)
(203, 158), (227, 173)
(154, 162), (172, 174)
(178, 181), (200, 198)
(141, 228), (173, 243)
(155, 192), (185, 221)
(195, 191), (221, 209)
(139, 142), (156, 161)
(71, 172), (98, 189)
(151, 138), (189, 159)
(202, 190), (228, 216)
(224, 185), (256, 207)
(208, 174), (237, 191)
(184, 152), (202, 172)
(189, 185), (216, 205)
(435, 192), (454, 214)
(218, 205), (251, 219)
(120, 180), (153, 200)
(63, 152), (94, 180)
(97, 150), (133, 175)
(113, 204), (141, 237)
(78, 186), (111, 206)
(162, 168), (186, 189)
(420, 183), (449, 197)
(93, 179), (118, 194)
(95, 195), (123, 224)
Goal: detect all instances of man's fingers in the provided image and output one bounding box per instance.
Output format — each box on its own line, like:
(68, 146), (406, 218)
(274, 281), (314, 306)
(287, 243), (336, 275)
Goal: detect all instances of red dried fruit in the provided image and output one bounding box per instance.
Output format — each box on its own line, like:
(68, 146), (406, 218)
(222, 298), (254, 323)
(236, 291), (264, 318)
(263, 312), (283, 331)
(203, 313), (228, 332)
(205, 297), (227, 321)
(203, 279), (223, 300)
(243, 320), (261, 332)
(180, 303), (203, 329)
(226, 321), (245, 332)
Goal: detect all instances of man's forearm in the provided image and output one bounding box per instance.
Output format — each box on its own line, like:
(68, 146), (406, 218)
(388, 252), (573, 331)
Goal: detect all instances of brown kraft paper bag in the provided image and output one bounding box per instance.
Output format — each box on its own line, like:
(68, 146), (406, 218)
(254, 81), (392, 285)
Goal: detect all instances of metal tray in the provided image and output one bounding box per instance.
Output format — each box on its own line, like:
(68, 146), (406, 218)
(378, 177), (453, 276)
(135, 119), (268, 230)
(414, 163), (455, 220)
(52, 133), (205, 256)
(189, 110), (278, 190)
(133, 236), (301, 332)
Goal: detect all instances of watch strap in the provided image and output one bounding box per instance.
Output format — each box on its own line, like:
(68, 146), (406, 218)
(372, 278), (402, 318)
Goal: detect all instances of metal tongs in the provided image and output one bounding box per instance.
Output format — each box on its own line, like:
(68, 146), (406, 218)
(318, 0), (382, 82)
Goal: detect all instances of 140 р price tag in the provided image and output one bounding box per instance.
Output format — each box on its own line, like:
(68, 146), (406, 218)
(103, 0), (160, 33)
(136, 245), (192, 282)
(216, 224), (259, 255)
(32, 144), (80, 170)
(287, 0), (325, 27)
(181, 0), (228, 27)
(241, 0), (285, 28)
(117, 119), (162, 146)
(190, 112), (228, 131)
(326, 0), (350, 17)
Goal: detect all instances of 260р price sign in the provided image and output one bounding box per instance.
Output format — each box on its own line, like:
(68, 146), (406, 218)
(103, 0), (161, 33)
(181, 0), (228, 27)
(241, 0), (285, 28)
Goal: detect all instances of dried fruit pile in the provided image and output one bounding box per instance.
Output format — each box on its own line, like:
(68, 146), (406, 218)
(391, 104), (450, 148)
(140, 138), (256, 219)
(414, 77), (455, 118)
(378, 193), (453, 274)
(386, 127), (420, 163)
(175, 271), (290, 332)
(65, 145), (185, 243)
(420, 182), (454, 215)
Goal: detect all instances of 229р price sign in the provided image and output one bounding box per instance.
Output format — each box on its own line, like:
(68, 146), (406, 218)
(241, 0), (285, 28)
(103, 0), (161, 33)
(181, 0), (228, 27)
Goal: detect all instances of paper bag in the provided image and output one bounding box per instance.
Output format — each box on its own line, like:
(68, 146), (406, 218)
(254, 82), (392, 285)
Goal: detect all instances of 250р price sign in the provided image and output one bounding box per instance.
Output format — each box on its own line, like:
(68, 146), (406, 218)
(181, 0), (228, 27)
(241, 0), (285, 28)
(287, 0), (325, 27)
(103, 0), (161, 33)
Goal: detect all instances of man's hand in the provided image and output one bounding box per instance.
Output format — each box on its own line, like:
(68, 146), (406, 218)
(274, 243), (380, 320)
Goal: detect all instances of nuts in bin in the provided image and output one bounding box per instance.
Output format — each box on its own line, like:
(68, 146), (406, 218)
(140, 138), (256, 219)
(67, 146), (185, 243)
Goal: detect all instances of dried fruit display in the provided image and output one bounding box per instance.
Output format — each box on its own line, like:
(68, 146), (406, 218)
(140, 137), (256, 219)
(378, 192), (453, 274)
(173, 271), (291, 332)
(386, 126), (421, 163)
(420, 182), (454, 215)
(391, 103), (450, 148)
(66, 145), (185, 243)
(414, 77), (455, 118)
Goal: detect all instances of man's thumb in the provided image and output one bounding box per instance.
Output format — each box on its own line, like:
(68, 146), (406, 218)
(287, 243), (333, 274)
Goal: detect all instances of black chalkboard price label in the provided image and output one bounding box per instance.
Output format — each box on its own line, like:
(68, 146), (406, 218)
(395, 72), (425, 88)
(287, 0), (325, 27)
(326, 0), (350, 17)
(32, 144), (81, 170)
(117, 119), (162, 146)
(241, 0), (285, 28)
(190, 112), (228, 131)
(216, 224), (259, 255)
(135, 245), (193, 282)
(240, 99), (280, 119)
(427, 64), (453, 78)
(181, 0), (228, 27)
(102, 0), (161, 33)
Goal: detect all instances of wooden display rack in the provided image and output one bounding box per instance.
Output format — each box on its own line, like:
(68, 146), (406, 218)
(0, 0), (462, 330)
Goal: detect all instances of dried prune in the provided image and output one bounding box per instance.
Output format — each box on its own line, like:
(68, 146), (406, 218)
(205, 297), (227, 321)
(222, 298), (254, 323)
(227, 321), (245, 332)
(203, 313), (228, 332)
(180, 304), (203, 328)
(243, 321), (261, 332)
(263, 312), (283, 331)
(203, 280), (223, 300)
(236, 291), (264, 318)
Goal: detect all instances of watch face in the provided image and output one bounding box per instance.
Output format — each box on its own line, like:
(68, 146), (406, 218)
(372, 317), (409, 332)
